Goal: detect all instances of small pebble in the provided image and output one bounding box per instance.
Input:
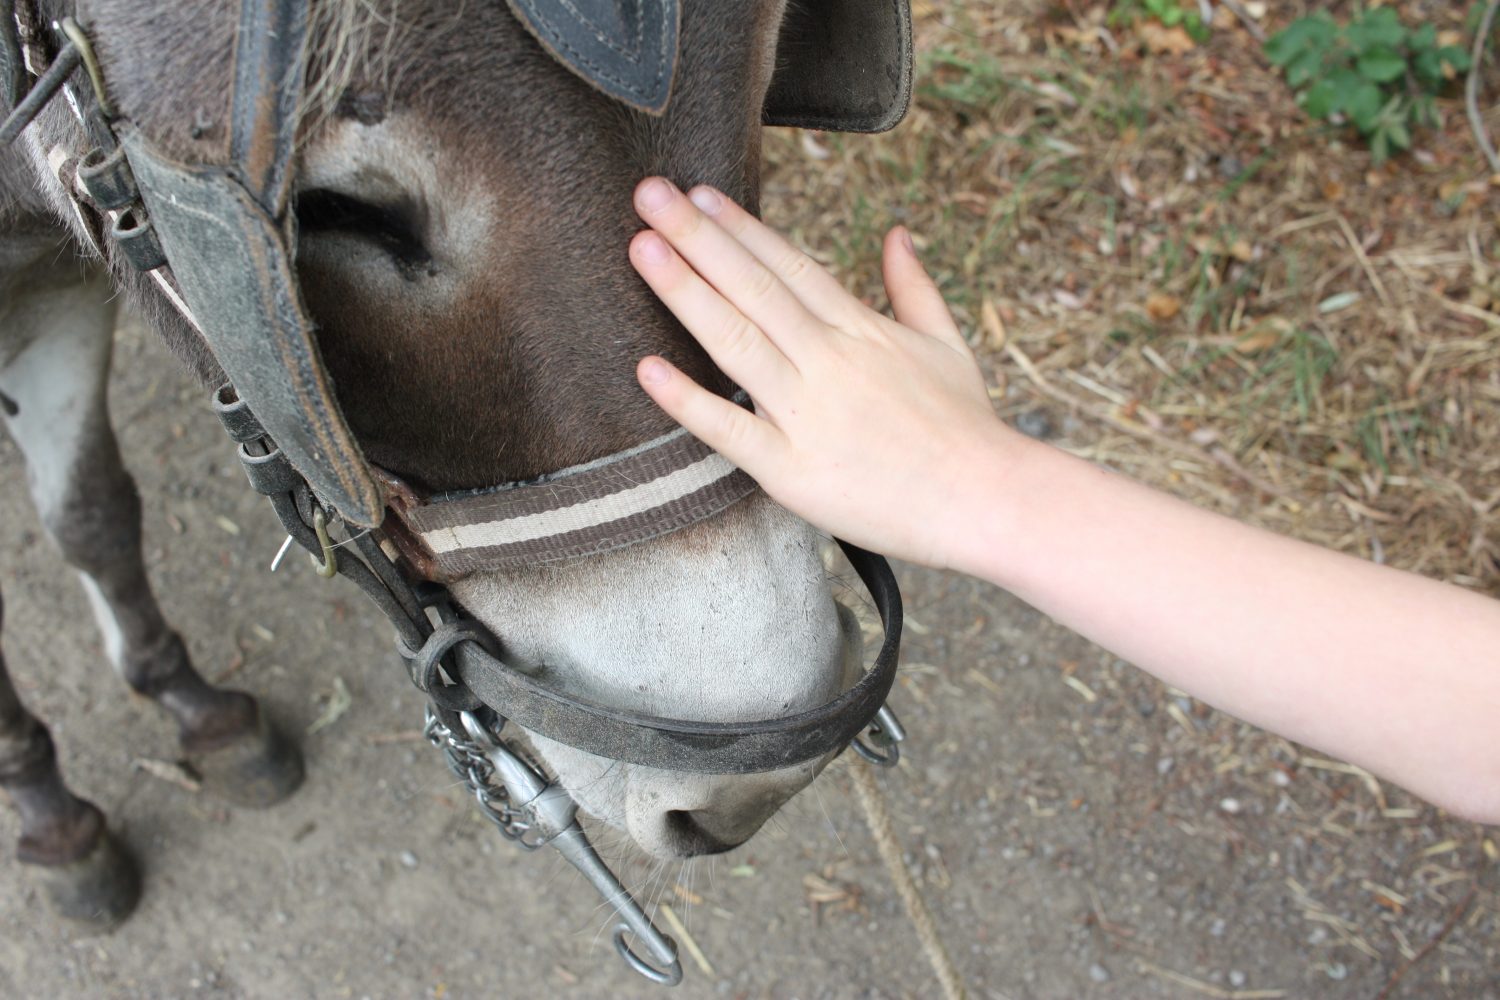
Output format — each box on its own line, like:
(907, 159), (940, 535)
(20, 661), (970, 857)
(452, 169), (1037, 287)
(1325, 962), (1348, 981)
(1015, 408), (1056, 441)
(1088, 963), (1110, 983)
(1219, 797), (1242, 814)
(399, 850), (419, 869)
(1229, 970), (1246, 988)
(1156, 756), (1175, 776)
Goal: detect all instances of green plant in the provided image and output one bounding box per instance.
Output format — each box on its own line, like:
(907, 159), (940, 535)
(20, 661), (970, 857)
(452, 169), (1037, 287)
(1265, 8), (1472, 162)
(1108, 0), (1210, 44)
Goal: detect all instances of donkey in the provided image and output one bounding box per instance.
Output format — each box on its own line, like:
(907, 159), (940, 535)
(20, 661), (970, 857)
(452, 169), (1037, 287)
(0, 0), (911, 982)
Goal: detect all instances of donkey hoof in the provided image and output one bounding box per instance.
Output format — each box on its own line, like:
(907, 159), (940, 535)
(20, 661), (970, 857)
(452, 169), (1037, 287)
(189, 708), (304, 808)
(32, 826), (141, 930)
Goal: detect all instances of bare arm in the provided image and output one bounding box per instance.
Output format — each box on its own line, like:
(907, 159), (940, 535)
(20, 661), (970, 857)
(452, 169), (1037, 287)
(626, 177), (1500, 824)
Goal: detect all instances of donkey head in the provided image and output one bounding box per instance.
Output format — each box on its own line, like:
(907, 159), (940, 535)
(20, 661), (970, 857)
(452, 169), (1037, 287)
(49, 0), (909, 860)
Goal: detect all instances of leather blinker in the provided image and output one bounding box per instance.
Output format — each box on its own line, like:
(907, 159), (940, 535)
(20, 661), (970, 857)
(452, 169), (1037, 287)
(764, 0), (914, 134)
(505, 0), (680, 115)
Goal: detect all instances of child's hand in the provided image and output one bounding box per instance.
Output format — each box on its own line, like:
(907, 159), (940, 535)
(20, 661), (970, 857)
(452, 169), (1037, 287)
(628, 177), (1026, 570)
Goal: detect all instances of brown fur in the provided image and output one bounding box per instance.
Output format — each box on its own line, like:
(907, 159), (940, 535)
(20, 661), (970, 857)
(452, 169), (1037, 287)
(18, 0), (787, 491)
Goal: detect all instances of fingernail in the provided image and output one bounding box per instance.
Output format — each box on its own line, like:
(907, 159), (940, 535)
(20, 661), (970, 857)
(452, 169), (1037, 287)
(639, 358), (671, 385)
(637, 178), (675, 214)
(899, 227), (916, 254)
(635, 232), (670, 263)
(689, 186), (722, 215)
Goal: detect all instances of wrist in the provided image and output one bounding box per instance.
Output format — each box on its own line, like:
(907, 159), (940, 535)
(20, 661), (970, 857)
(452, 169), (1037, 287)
(932, 421), (1047, 583)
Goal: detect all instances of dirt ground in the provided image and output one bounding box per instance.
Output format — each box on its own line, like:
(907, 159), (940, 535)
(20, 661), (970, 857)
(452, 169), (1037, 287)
(4, 2), (1500, 998)
(0, 322), (1493, 1000)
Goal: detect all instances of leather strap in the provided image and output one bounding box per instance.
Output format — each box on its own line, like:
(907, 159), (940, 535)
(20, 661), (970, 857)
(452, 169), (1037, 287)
(0, 3), (25, 108)
(447, 541), (903, 773)
(230, 0), (305, 215)
(389, 404), (757, 577)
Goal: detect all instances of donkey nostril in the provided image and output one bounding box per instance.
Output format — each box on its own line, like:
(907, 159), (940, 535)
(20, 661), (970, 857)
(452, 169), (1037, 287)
(662, 810), (739, 857)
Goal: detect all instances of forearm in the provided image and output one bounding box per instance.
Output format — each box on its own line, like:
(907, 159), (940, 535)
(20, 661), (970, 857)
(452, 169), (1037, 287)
(966, 439), (1500, 822)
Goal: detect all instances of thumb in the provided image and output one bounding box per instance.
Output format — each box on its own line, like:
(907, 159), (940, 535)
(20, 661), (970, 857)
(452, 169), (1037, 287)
(881, 227), (964, 347)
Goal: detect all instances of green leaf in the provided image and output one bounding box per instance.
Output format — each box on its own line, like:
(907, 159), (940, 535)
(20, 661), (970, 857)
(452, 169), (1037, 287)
(1411, 24), (1437, 52)
(1284, 49), (1326, 88)
(1347, 82), (1384, 132)
(1356, 50), (1408, 83)
(1346, 8), (1406, 54)
(1302, 78), (1341, 119)
(1386, 120), (1412, 151)
(1370, 128), (1390, 163)
(1413, 47), (1444, 88)
(1266, 15), (1336, 66)
(1439, 45), (1473, 73)
(1412, 94), (1439, 127)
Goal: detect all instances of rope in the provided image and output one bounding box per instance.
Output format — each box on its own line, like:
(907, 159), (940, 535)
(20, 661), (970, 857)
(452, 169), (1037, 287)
(849, 759), (968, 1000)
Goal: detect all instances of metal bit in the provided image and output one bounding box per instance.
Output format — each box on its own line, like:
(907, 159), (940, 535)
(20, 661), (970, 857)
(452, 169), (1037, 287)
(459, 712), (683, 986)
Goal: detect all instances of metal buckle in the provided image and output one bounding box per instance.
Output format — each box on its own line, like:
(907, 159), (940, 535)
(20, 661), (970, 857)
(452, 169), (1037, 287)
(851, 703), (906, 767)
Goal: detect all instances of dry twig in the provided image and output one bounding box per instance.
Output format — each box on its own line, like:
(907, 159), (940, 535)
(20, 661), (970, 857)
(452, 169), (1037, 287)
(1467, 0), (1500, 173)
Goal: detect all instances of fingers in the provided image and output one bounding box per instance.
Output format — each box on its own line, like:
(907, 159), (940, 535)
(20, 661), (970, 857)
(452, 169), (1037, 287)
(634, 178), (822, 354)
(881, 227), (968, 351)
(636, 356), (787, 476)
(630, 229), (797, 402)
(678, 185), (854, 324)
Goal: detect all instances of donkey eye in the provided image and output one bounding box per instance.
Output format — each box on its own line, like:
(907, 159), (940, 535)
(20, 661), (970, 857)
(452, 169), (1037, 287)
(295, 189), (432, 270)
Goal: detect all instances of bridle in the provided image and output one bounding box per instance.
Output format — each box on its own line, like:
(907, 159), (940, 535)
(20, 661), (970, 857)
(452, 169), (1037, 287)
(1, 0), (914, 987)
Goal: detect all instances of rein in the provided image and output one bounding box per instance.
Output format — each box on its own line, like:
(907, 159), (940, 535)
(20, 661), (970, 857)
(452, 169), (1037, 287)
(2, 2), (912, 987)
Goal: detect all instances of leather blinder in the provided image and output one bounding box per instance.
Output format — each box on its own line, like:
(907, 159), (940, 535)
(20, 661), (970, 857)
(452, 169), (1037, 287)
(505, 0), (680, 115)
(764, 0), (913, 134)
(121, 127), (384, 527)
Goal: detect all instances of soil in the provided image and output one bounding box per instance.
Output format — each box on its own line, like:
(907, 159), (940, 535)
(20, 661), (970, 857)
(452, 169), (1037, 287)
(0, 315), (1495, 1000)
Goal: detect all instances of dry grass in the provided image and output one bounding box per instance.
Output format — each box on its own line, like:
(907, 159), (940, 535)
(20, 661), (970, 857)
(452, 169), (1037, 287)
(763, 0), (1500, 596)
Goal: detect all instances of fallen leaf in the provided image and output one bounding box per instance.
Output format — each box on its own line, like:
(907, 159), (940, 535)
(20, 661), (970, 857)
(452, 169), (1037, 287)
(1145, 292), (1181, 321)
(1234, 316), (1290, 354)
(1052, 288), (1087, 310)
(307, 676), (353, 735)
(1318, 291), (1362, 314)
(1136, 21), (1196, 56)
(1192, 235), (1256, 262)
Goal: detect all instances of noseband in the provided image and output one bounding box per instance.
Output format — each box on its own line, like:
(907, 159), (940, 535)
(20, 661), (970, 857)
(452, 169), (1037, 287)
(1, 0), (914, 986)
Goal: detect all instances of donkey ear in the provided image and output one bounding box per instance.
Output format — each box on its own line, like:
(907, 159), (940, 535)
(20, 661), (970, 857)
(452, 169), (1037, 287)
(504, 0), (680, 115)
(764, 0), (914, 134)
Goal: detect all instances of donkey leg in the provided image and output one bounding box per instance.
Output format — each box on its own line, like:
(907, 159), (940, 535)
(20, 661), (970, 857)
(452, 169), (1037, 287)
(0, 275), (302, 807)
(0, 590), (140, 927)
